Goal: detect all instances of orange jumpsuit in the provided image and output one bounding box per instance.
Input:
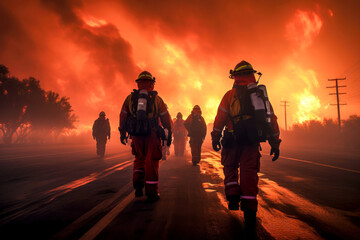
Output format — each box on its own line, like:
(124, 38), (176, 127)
(211, 76), (280, 212)
(184, 111), (207, 165)
(119, 88), (172, 196)
(173, 118), (187, 156)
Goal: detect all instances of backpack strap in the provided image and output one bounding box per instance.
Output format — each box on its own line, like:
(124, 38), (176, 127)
(147, 91), (158, 117)
(131, 89), (139, 117)
(231, 85), (254, 121)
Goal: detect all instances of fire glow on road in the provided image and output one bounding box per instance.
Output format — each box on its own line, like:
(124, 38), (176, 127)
(0, 152), (133, 225)
(200, 149), (360, 239)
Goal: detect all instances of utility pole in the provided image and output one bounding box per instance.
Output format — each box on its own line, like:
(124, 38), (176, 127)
(280, 100), (289, 131)
(327, 78), (347, 130)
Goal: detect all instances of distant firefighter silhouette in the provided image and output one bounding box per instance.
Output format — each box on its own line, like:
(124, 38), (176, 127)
(211, 61), (281, 233)
(119, 71), (172, 202)
(92, 111), (111, 157)
(184, 105), (207, 165)
(173, 112), (187, 156)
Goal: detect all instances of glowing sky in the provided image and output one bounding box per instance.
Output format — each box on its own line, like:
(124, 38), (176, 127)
(1, 0), (359, 132)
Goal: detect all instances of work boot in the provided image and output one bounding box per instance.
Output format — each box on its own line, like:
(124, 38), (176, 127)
(227, 195), (240, 210)
(146, 193), (160, 203)
(135, 187), (143, 197)
(244, 210), (257, 238)
(228, 201), (239, 210)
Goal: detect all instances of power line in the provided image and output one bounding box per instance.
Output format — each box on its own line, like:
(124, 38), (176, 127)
(327, 78), (347, 130)
(280, 100), (289, 131)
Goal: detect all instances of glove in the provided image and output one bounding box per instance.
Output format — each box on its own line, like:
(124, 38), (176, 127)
(120, 132), (128, 145)
(269, 138), (281, 161)
(270, 147), (279, 161)
(166, 131), (172, 147)
(212, 140), (221, 152)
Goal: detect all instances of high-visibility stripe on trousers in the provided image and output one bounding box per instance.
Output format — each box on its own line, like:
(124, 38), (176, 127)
(131, 131), (162, 195)
(221, 143), (260, 212)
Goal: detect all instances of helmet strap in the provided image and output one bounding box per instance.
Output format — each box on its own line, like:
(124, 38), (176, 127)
(256, 72), (262, 84)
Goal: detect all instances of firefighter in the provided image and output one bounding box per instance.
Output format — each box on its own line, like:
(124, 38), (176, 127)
(173, 112), (187, 156)
(211, 61), (281, 231)
(119, 71), (172, 202)
(184, 105), (207, 165)
(92, 111), (111, 157)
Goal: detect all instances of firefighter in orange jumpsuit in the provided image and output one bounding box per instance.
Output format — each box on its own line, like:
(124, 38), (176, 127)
(119, 71), (172, 202)
(185, 106), (207, 165)
(211, 61), (281, 230)
(92, 111), (111, 157)
(173, 112), (187, 156)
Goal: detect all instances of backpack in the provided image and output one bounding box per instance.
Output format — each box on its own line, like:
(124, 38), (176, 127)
(231, 84), (271, 143)
(125, 90), (159, 136)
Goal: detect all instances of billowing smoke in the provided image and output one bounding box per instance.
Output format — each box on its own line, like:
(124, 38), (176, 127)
(1, 0), (359, 132)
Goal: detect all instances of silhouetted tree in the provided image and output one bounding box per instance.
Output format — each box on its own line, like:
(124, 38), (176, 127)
(284, 116), (360, 151)
(0, 64), (76, 144)
(0, 64), (9, 76)
(342, 115), (360, 148)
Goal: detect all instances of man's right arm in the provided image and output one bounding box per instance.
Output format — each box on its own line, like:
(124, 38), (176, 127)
(211, 91), (230, 141)
(119, 95), (131, 134)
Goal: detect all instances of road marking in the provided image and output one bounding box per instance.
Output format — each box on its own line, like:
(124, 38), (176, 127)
(205, 147), (360, 174)
(79, 190), (135, 240)
(0, 149), (91, 160)
(46, 159), (133, 202)
(0, 153), (133, 224)
(270, 154), (360, 174)
(0, 148), (130, 161)
(79, 160), (167, 240)
(50, 181), (133, 240)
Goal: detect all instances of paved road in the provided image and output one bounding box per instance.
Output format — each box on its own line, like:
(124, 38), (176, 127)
(0, 142), (359, 239)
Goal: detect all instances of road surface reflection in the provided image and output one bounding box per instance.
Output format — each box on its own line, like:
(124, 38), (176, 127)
(199, 150), (359, 239)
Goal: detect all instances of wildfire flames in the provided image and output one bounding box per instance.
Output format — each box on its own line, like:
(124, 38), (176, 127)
(285, 10), (323, 50)
(295, 90), (321, 123)
(1, 1), (358, 134)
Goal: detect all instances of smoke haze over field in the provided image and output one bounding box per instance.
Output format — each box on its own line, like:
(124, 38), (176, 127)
(1, 0), (360, 132)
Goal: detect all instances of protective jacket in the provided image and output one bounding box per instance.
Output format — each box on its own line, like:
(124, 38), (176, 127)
(92, 117), (111, 139)
(184, 111), (207, 140)
(211, 86), (279, 142)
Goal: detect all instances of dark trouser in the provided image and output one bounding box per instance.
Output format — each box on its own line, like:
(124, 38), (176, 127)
(96, 137), (107, 156)
(189, 137), (203, 164)
(131, 132), (162, 195)
(174, 135), (186, 156)
(221, 143), (260, 212)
